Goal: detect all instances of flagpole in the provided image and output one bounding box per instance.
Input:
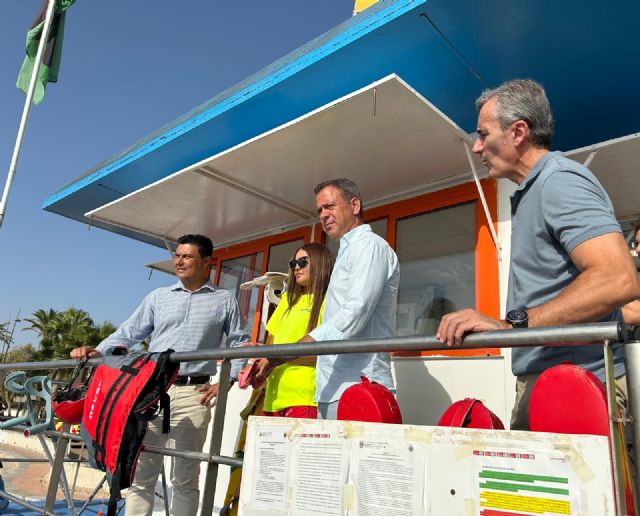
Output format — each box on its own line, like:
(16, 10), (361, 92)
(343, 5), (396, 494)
(0, 0), (57, 229)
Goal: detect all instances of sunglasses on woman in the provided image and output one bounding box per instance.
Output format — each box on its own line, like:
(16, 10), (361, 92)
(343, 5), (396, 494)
(289, 256), (309, 270)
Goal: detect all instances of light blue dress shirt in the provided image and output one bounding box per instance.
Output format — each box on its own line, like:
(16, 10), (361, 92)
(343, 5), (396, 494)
(309, 224), (399, 402)
(96, 280), (249, 376)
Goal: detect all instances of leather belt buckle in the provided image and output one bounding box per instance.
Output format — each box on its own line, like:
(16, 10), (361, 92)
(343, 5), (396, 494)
(175, 375), (209, 386)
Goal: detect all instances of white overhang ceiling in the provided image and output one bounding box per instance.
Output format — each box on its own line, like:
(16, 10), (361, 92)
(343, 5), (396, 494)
(145, 259), (175, 277)
(85, 74), (483, 248)
(566, 132), (640, 221)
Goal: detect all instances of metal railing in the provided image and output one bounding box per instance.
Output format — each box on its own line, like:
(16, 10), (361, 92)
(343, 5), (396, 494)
(0, 322), (638, 515)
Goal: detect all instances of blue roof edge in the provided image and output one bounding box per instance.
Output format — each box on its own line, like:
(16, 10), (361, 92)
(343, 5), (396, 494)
(42, 0), (427, 210)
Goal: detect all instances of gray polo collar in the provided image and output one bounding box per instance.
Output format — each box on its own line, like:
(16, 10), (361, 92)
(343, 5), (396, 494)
(515, 151), (563, 193)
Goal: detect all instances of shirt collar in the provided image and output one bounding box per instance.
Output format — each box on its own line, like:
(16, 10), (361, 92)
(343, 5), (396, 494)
(339, 223), (371, 249)
(514, 150), (562, 193)
(171, 279), (216, 293)
(511, 151), (563, 212)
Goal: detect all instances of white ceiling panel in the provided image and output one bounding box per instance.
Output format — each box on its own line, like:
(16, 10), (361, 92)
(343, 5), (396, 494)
(567, 133), (640, 220)
(86, 74), (482, 246)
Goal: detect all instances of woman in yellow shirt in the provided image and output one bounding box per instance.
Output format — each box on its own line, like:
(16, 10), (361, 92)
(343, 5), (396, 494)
(260, 243), (333, 418)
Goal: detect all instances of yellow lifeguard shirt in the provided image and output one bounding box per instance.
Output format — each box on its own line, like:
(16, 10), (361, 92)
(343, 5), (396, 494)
(263, 293), (323, 411)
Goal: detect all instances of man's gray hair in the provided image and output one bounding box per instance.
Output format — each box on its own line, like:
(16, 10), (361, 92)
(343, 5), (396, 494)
(314, 178), (364, 217)
(476, 79), (554, 149)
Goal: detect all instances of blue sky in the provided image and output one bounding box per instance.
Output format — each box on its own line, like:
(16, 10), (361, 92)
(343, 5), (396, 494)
(0, 1), (352, 348)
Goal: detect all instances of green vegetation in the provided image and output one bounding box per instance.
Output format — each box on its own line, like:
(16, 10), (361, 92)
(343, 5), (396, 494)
(0, 308), (116, 415)
(21, 307), (116, 361)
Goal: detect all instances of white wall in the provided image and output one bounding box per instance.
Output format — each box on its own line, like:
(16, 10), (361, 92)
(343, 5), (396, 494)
(393, 355), (513, 427)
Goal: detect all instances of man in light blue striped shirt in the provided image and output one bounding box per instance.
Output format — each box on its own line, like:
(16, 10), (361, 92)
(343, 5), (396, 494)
(71, 234), (248, 516)
(302, 179), (399, 420)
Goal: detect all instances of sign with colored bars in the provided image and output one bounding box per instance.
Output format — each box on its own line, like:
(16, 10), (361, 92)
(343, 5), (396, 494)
(474, 446), (580, 515)
(479, 470), (572, 515)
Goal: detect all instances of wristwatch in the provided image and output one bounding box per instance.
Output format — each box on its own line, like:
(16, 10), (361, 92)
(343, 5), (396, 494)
(506, 309), (529, 328)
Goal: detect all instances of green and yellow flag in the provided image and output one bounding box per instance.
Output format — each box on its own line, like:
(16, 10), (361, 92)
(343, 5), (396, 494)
(16, 0), (75, 105)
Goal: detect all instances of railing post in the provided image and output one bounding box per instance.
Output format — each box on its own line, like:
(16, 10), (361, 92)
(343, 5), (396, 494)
(43, 423), (77, 515)
(624, 338), (640, 512)
(200, 359), (232, 514)
(605, 341), (628, 515)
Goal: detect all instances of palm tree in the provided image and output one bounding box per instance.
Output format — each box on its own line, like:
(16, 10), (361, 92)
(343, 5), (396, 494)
(52, 308), (95, 359)
(23, 307), (119, 362)
(0, 322), (11, 343)
(89, 321), (117, 347)
(0, 321), (14, 365)
(23, 308), (60, 360)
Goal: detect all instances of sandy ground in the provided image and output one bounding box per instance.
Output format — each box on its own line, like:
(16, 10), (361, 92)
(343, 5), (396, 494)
(1, 443), (100, 501)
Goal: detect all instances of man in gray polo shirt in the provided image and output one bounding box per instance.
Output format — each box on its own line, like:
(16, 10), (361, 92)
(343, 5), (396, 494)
(436, 79), (639, 430)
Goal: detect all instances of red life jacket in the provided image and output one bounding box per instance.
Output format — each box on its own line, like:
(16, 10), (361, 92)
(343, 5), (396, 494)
(80, 350), (179, 515)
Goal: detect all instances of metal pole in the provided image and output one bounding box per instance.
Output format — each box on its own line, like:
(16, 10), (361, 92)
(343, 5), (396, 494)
(0, 322), (628, 372)
(0, 0), (57, 228)
(143, 445), (242, 468)
(1, 309), (21, 363)
(201, 359), (232, 515)
(69, 440), (86, 498)
(0, 457), (86, 463)
(624, 339), (640, 511)
(604, 341), (628, 515)
(43, 423), (78, 515)
(33, 426), (244, 467)
(0, 488), (58, 516)
(463, 140), (500, 259)
(77, 475), (107, 515)
(160, 463), (170, 516)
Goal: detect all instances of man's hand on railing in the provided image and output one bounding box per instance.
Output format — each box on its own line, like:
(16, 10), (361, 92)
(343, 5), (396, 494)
(436, 309), (510, 347)
(70, 346), (102, 360)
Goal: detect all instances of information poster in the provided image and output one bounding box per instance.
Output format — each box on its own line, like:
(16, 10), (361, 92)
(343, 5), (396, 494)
(291, 431), (349, 516)
(250, 425), (291, 511)
(239, 418), (613, 516)
(349, 437), (425, 516)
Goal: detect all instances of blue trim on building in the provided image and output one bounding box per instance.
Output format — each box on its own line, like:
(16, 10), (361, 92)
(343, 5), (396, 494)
(44, 0), (640, 247)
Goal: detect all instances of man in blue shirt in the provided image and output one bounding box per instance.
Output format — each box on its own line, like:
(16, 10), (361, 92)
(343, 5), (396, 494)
(436, 79), (639, 429)
(300, 178), (399, 420)
(71, 234), (248, 516)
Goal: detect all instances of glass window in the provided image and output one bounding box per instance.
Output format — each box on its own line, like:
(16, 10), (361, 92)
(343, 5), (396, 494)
(326, 218), (387, 257)
(257, 239), (305, 341)
(369, 218), (388, 239)
(267, 239), (304, 274)
(218, 253), (264, 336)
(395, 203), (475, 336)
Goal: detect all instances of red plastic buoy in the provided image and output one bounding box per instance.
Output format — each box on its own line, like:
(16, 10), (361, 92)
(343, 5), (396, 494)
(337, 376), (402, 424)
(438, 398), (504, 429)
(529, 364), (608, 436)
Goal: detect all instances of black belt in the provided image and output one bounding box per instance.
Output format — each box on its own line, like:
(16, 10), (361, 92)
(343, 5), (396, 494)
(174, 375), (210, 386)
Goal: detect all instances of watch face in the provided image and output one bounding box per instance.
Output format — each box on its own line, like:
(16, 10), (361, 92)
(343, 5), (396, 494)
(507, 310), (527, 322)
(507, 309), (528, 327)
